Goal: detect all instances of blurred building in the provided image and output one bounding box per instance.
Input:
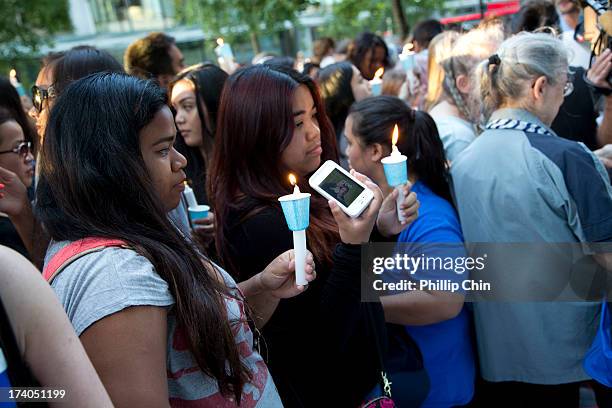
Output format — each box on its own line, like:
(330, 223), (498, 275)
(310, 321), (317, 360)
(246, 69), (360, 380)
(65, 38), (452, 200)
(43, 0), (206, 66)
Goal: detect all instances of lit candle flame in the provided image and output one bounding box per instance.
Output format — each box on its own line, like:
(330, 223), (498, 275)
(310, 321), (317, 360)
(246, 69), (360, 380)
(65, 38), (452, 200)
(374, 67), (384, 80)
(9, 69), (16, 78)
(402, 43), (414, 54)
(391, 124), (399, 146)
(183, 180), (189, 187)
(289, 173), (297, 186)
(217, 38), (224, 46)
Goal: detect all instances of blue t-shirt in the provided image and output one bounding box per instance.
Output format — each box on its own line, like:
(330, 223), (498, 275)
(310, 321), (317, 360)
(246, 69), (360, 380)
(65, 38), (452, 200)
(397, 181), (475, 407)
(0, 348), (16, 408)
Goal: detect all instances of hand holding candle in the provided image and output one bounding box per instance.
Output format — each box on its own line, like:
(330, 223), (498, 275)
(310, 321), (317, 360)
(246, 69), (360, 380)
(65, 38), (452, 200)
(370, 67), (384, 96)
(381, 124), (408, 223)
(278, 174), (311, 286)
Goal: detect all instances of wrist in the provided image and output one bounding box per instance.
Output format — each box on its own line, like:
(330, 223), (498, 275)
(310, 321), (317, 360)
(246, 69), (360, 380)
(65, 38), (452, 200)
(255, 271), (267, 294)
(256, 272), (285, 300)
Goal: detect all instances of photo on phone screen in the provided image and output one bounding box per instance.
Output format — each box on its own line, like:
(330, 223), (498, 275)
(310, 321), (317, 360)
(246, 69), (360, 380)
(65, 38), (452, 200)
(319, 169), (365, 207)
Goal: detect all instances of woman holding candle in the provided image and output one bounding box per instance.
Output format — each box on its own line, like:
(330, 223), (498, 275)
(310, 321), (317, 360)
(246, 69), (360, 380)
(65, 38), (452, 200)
(38, 72), (315, 407)
(344, 95), (476, 407)
(209, 64), (418, 407)
(169, 63), (228, 247)
(347, 32), (391, 81)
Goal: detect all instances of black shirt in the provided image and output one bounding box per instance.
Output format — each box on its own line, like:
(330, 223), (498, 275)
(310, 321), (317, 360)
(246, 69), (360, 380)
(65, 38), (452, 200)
(551, 67), (599, 150)
(224, 205), (383, 407)
(0, 217), (28, 259)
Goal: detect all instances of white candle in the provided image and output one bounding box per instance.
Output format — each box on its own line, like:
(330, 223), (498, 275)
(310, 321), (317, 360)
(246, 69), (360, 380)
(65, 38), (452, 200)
(289, 174), (308, 285)
(183, 181), (198, 209)
(293, 230), (307, 285)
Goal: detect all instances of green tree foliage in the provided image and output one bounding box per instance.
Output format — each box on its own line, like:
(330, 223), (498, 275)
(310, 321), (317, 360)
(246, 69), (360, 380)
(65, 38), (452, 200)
(174, 0), (316, 53)
(0, 0), (72, 59)
(319, 0), (445, 40)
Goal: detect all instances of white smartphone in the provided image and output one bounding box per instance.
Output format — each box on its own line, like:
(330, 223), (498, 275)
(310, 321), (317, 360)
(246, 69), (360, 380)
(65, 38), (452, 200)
(309, 160), (374, 218)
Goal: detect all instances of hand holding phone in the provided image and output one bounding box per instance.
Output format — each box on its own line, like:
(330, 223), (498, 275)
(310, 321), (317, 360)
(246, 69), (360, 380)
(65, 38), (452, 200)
(318, 168), (383, 244)
(309, 160), (375, 217)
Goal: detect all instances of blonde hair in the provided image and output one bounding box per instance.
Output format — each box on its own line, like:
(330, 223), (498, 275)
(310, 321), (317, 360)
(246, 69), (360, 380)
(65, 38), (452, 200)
(477, 32), (568, 120)
(425, 31), (460, 111)
(440, 24), (505, 121)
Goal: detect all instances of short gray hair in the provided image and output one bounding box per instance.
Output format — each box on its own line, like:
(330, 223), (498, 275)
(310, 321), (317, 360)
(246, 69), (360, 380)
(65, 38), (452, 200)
(477, 32), (568, 120)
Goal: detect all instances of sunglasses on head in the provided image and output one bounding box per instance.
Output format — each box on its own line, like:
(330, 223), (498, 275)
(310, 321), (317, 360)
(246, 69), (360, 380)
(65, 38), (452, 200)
(31, 85), (56, 113)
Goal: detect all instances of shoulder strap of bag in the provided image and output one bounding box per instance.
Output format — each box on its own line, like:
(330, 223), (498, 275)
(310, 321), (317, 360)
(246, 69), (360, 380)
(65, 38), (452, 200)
(43, 238), (129, 284)
(366, 302), (393, 399)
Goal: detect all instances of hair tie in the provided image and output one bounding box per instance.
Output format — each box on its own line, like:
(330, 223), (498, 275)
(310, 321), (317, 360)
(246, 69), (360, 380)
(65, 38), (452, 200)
(488, 54), (501, 66)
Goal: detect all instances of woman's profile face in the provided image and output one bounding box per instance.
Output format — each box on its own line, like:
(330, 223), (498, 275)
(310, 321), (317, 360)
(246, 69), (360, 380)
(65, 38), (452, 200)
(0, 121), (34, 187)
(360, 46), (386, 80)
(530, 71), (567, 126)
(139, 106), (188, 212)
(281, 85), (322, 176)
(344, 114), (379, 180)
(29, 67), (54, 140)
(171, 79), (204, 148)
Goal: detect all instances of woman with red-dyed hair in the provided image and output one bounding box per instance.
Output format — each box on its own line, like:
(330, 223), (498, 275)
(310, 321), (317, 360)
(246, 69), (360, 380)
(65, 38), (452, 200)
(209, 64), (390, 407)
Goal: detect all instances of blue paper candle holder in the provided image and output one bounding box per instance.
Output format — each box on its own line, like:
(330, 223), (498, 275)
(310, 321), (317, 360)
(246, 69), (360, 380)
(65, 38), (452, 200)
(401, 54), (415, 72)
(382, 156), (408, 187)
(279, 193), (311, 231)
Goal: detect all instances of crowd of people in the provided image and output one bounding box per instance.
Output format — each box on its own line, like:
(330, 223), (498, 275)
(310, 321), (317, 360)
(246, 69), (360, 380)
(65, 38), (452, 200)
(0, 0), (611, 406)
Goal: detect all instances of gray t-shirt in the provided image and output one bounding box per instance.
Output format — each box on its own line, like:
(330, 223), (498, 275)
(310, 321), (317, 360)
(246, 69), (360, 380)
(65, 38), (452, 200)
(45, 241), (282, 407)
(451, 108), (612, 384)
(430, 112), (476, 163)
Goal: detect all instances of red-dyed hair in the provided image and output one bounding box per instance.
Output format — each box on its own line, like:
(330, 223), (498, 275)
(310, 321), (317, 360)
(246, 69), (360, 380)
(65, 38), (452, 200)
(209, 65), (340, 279)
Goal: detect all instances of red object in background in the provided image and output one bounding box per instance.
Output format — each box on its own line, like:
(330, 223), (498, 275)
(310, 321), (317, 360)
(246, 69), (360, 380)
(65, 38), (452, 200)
(440, 0), (520, 24)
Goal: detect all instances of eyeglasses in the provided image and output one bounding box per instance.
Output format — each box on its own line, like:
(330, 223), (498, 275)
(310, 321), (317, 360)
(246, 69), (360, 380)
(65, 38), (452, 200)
(563, 72), (574, 97)
(0, 142), (31, 158)
(31, 85), (56, 113)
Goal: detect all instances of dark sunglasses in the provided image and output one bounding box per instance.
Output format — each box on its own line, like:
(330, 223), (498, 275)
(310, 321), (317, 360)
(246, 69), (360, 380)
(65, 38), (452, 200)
(0, 141), (32, 158)
(31, 85), (56, 113)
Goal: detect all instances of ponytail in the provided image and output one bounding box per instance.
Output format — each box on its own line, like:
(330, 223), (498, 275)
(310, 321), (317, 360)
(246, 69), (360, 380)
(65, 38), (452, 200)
(477, 55), (502, 122)
(476, 32), (568, 121)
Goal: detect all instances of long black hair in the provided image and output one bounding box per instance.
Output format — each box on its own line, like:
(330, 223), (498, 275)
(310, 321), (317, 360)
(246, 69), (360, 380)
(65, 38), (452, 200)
(317, 61), (355, 139)
(49, 46), (124, 96)
(168, 63), (228, 203)
(349, 95), (452, 203)
(0, 77), (37, 151)
(36, 73), (250, 400)
(210, 64), (340, 279)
